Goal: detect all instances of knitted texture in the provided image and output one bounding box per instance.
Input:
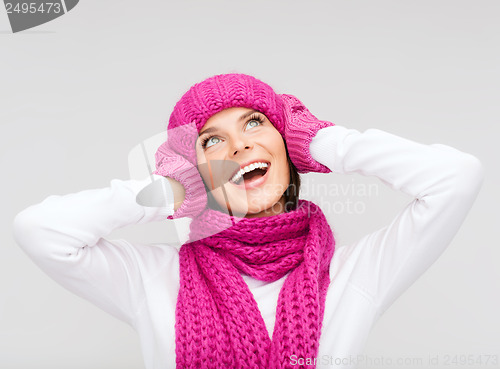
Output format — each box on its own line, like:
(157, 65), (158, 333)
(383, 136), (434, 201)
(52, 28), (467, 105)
(279, 94), (335, 174)
(176, 199), (335, 368)
(152, 73), (337, 367)
(153, 140), (207, 219)
(154, 73), (336, 218)
(166, 73), (286, 166)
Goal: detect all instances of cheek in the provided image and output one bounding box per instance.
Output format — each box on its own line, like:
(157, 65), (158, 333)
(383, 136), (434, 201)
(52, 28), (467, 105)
(195, 145), (206, 164)
(196, 150), (211, 186)
(259, 133), (290, 189)
(266, 133), (288, 167)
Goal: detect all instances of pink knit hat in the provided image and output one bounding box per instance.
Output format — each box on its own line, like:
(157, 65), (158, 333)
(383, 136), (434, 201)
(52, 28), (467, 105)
(165, 73), (286, 164)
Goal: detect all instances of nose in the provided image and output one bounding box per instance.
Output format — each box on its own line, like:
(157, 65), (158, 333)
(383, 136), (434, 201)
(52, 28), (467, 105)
(230, 135), (253, 157)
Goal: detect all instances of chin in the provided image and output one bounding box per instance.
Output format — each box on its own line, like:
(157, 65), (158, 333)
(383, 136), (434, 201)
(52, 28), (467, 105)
(211, 184), (286, 217)
(210, 197), (281, 218)
(245, 196), (285, 217)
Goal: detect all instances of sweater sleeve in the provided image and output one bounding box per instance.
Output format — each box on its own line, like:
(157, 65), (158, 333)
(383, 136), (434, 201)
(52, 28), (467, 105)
(12, 174), (176, 325)
(310, 126), (484, 316)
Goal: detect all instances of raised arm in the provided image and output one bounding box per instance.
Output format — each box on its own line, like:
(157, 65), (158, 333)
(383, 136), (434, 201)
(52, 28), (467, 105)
(310, 125), (484, 315)
(12, 175), (176, 325)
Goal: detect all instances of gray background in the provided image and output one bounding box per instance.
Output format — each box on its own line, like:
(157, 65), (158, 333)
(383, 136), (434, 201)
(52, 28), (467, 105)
(1, 1), (498, 368)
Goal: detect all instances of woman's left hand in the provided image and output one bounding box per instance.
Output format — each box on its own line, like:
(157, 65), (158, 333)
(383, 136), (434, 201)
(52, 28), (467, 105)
(279, 93), (335, 173)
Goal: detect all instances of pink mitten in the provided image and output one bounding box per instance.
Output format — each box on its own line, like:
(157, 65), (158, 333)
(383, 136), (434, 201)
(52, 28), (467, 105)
(153, 142), (207, 220)
(279, 94), (335, 173)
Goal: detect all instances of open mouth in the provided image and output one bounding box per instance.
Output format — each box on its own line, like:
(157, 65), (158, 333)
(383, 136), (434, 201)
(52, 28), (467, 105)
(229, 161), (270, 187)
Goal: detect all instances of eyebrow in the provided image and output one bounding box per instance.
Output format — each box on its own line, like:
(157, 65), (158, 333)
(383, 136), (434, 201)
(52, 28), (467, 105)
(198, 109), (260, 138)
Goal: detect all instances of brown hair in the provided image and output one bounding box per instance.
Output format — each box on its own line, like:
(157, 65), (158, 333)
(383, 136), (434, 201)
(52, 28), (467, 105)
(283, 142), (301, 212)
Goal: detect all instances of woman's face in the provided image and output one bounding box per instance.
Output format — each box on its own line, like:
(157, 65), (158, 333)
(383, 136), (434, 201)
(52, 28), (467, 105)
(195, 107), (290, 218)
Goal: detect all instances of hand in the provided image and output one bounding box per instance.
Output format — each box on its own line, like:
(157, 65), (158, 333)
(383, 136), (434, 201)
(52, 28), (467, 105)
(153, 141), (207, 219)
(136, 176), (186, 213)
(279, 93), (334, 173)
(165, 177), (186, 212)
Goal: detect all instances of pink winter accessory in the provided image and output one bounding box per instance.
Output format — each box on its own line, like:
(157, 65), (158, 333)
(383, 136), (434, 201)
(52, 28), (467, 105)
(160, 73), (333, 172)
(154, 73), (335, 218)
(279, 94), (335, 174)
(153, 73), (337, 367)
(165, 73), (286, 165)
(176, 199), (335, 368)
(153, 141), (207, 219)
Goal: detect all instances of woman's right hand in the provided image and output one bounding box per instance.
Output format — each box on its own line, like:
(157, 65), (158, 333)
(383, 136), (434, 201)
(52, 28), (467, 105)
(153, 141), (207, 219)
(165, 177), (186, 212)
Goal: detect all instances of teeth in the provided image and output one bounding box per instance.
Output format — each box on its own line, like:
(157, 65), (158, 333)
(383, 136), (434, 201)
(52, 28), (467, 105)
(230, 162), (269, 184)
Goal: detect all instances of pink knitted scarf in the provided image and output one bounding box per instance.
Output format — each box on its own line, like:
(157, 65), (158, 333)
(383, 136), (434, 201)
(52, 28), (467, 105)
(175, 199), (335, 368)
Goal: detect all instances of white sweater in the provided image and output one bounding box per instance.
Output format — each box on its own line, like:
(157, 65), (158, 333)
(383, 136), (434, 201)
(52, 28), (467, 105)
(12, 126), (484, 369)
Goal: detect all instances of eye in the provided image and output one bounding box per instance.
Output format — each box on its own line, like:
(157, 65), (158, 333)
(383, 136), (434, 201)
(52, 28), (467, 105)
(245, 120), (261, 130)
(245, 113), (265, 130)
(201, 136), (221, 149)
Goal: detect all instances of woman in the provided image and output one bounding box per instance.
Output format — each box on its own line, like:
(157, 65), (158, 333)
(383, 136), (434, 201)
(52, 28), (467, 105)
(13, 73), (484, 369)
